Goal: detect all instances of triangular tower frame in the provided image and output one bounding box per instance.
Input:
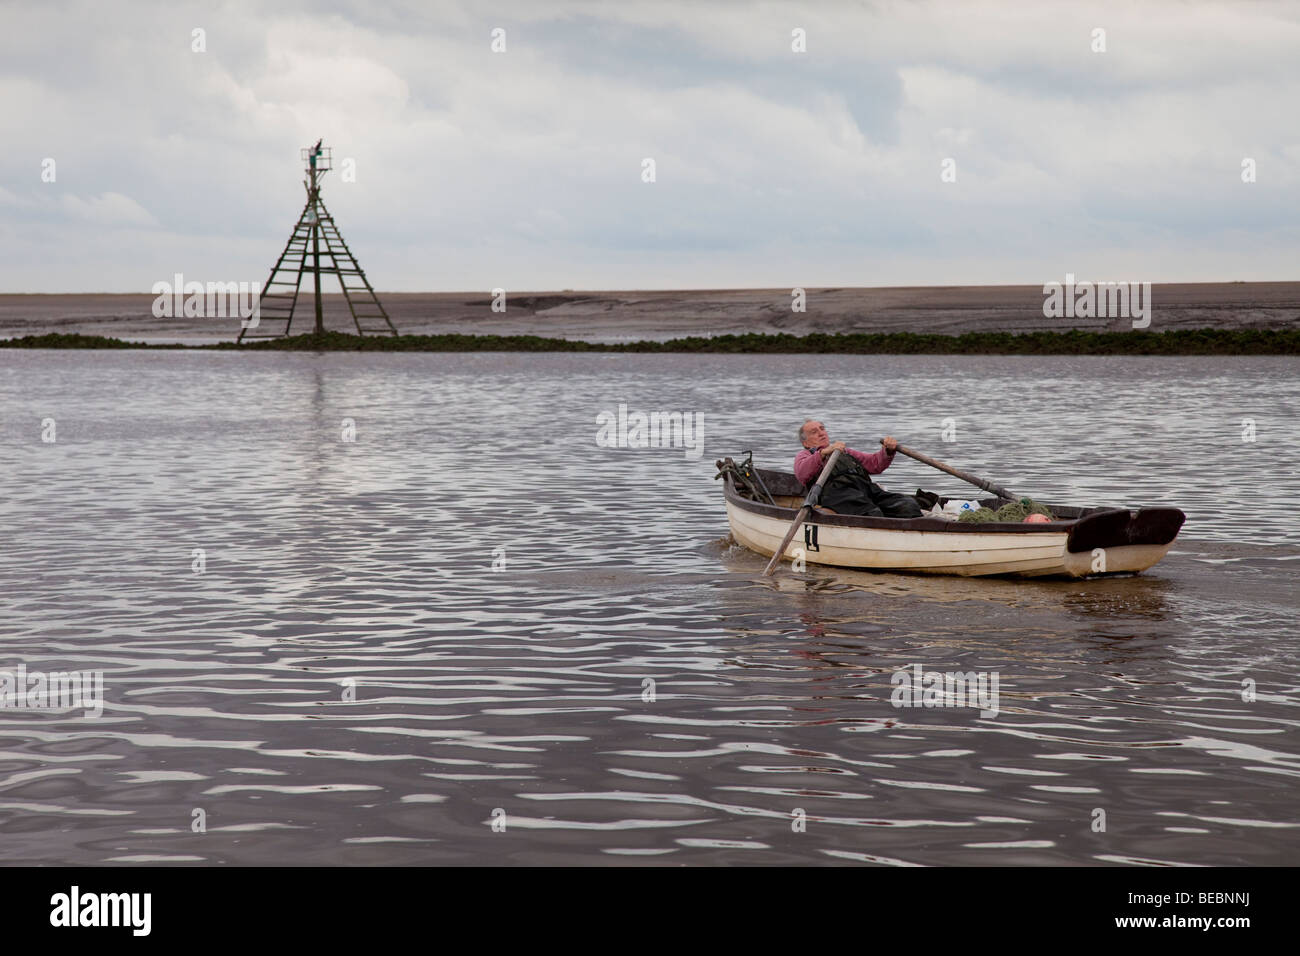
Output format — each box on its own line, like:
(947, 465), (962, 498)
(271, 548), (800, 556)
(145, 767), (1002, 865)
(239, 141), (398, 342)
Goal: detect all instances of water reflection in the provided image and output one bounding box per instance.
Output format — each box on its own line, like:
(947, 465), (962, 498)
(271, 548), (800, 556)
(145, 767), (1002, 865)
(735, 554), (1175, 622)
(1058, 579), (1174, 620)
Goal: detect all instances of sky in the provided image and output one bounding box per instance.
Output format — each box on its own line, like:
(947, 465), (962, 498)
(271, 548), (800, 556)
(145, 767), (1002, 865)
(1, 0), (1298, 292)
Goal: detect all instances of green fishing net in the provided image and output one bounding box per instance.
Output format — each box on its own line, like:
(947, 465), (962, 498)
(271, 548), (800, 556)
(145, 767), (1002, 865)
(957, 497), (1056, 523)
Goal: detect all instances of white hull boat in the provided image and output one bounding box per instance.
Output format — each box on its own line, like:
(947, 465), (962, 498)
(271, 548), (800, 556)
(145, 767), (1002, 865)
(719, 460), (1185, 579)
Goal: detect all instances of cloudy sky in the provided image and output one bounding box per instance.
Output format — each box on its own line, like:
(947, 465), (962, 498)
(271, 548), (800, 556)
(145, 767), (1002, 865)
(2, 0), (1297, 292)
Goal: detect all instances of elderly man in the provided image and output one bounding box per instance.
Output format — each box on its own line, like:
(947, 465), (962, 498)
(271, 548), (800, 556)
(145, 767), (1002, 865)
(794, 420), (923, 518)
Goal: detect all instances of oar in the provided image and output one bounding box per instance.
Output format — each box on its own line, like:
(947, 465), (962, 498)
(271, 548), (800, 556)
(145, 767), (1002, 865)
(885, 440), (1016, 501)
(762, 449), (842, 576)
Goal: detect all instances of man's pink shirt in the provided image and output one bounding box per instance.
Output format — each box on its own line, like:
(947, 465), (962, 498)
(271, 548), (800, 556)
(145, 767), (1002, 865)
(794, 445), (895, 486)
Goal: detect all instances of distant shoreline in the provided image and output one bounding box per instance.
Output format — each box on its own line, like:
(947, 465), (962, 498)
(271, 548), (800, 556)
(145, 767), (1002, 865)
(3, 329), (1297, 354)
(1, 283), (1296, 346)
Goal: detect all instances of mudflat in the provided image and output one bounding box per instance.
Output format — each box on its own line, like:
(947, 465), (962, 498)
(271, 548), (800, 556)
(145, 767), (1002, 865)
(1, 282), (1296, 345)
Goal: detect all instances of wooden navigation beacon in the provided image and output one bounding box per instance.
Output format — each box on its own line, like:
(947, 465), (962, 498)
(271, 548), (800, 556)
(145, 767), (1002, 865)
(238, 140), (398, 342)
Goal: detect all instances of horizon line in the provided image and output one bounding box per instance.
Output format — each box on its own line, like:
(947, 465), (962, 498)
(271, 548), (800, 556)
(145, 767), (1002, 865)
(0, 278), (1292, 296)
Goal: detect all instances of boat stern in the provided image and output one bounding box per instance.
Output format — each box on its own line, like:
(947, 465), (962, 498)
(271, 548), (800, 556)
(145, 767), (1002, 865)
(1062, 507), (1186, 576)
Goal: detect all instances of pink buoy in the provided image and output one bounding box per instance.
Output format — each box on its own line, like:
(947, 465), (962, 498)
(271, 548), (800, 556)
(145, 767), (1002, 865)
(1023, 513), (1050, 523)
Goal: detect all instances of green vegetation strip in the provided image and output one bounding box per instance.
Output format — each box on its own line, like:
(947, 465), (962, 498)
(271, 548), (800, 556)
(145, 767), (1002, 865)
(3, 328), (1298, 354)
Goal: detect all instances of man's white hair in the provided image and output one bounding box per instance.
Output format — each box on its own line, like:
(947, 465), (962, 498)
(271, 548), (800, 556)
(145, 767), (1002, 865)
(798, 419), (823, 443)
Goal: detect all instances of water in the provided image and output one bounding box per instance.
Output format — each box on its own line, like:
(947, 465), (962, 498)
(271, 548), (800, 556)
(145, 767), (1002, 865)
(0, 350), (1297, 865)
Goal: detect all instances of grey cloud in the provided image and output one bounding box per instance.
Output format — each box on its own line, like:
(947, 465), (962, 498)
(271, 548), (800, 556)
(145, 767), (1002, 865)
(0, 0), (1296, 291)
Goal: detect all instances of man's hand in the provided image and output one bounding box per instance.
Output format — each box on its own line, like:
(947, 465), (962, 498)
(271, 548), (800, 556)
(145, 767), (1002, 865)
(822, 440), (847, 458)
(881, 436), (899, 453)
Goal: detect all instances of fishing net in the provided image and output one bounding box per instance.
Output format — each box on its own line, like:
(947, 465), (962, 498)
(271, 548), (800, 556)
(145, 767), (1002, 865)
(957, 497), (1056, 523)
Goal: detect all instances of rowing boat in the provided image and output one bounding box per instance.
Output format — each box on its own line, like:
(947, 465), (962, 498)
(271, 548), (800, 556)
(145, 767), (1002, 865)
(718, 458), (1185, 578)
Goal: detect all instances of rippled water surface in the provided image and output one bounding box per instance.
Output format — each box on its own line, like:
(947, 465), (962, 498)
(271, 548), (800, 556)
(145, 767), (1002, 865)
(1, 351), (1297, 865)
